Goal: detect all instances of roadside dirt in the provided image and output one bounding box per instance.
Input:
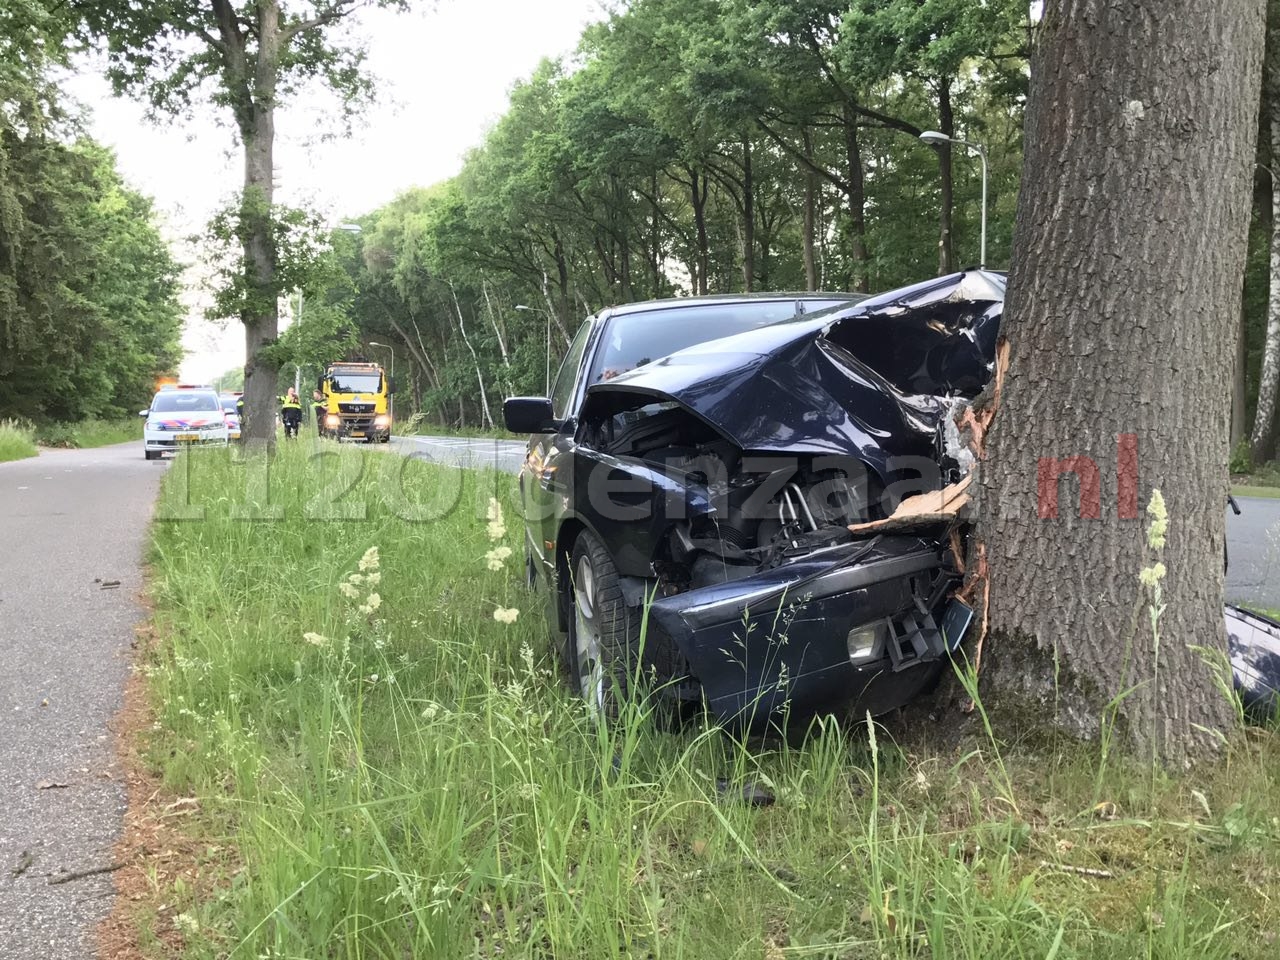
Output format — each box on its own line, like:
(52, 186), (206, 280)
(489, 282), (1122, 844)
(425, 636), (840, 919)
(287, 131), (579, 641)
(95, 617), (224, 959)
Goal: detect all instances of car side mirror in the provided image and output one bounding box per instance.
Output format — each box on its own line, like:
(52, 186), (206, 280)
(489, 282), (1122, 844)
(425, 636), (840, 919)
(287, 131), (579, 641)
(316, 375), (324, 392)
(503, 397), (557, 434)
(138, 409), (149, 418)
(387, 376), (398, 395)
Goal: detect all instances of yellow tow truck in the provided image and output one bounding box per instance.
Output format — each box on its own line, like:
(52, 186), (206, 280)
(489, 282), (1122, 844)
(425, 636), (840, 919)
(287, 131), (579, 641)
(317, 361), (395, 442)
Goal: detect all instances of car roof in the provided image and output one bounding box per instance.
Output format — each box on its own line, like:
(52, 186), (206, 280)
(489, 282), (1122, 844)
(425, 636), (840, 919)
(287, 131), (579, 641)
(596, 291), (866, 321)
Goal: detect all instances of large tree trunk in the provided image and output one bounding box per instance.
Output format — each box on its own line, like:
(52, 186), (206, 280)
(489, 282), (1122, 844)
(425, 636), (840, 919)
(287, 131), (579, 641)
(741, 136), (755, 292)
(1233, 295), (1248, 449)
(976, 0), (1265, 764)
(936, 76), (956, 276)
(1253, 25), (1280, 461)
(802, 130), (818, 291)
(238, 1), (282, 444)
(842, 101), (869, 293)
(689, 168), (710, 295)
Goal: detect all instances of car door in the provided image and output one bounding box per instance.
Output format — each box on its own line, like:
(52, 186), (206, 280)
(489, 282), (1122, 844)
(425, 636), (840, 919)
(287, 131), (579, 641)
(524, 317), (596, 579)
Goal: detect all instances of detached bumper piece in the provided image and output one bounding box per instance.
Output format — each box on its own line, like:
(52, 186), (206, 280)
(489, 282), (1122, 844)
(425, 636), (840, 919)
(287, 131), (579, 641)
(1227, 605), (1280, 717)
(647, 535), (969, 729)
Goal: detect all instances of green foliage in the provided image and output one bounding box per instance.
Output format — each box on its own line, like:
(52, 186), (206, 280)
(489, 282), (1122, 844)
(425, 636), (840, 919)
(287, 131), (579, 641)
(32, 417), (141, 449)
(1231, 440), (1255, 475)
(324, 0), (1029, 430)
(0, 420), (38, 463)
(0, 4), (183, 422)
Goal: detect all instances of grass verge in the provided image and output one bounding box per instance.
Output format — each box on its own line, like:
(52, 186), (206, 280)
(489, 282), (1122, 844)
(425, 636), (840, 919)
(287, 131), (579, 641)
(35, 417), (142, 448)
(133, 443), (1280, 959)
(1233, 484), (1280, 500)
(0, 419), (38, 463)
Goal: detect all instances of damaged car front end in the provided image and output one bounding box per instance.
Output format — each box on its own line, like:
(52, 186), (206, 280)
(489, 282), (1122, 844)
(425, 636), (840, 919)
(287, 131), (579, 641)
(508, 272), (1280, 729)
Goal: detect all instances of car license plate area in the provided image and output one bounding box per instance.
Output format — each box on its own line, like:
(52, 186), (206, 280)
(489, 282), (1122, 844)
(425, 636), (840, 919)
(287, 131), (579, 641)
(176, 433), (199, 442)
(350, 431), (365, 438)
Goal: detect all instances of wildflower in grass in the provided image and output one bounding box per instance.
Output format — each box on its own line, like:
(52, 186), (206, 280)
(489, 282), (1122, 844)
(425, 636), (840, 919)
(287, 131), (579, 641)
(1146, 489), (1168, 549)
(421, 701), (441, 719)
(302, 632), (330, 648)
(485, 545), (513, 571)
(339, 581), (360, 600)
(1138, 562), (1166, 589)
(359, 546), (380, 572)
(359, 593), (382, 616)
(486, 497), (506, 540)
(174, 913), (200, 936)
(364, 571), (381, 587)
(493, 606), (520, 624)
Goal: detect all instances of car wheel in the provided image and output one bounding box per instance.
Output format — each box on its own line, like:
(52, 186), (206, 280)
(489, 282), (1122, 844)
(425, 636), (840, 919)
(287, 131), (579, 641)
(568, 532), (634, 715)
(144, 450), (158, 461)
(566, 531), (682, 717)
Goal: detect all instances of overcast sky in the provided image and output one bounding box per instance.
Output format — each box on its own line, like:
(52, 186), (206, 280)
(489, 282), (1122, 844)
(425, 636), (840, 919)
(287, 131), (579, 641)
(65, 0), (606, 382)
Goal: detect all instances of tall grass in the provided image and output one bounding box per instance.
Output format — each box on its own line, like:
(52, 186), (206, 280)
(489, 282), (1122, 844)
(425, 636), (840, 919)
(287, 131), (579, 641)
(141, 443), (1280, 959)
(34, 417), (141, 448)
(0, 418), (38, 463)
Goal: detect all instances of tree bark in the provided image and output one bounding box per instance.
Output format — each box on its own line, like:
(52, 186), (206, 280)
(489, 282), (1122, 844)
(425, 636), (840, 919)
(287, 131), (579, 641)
(741, 136), (755, 292)
(936, 76), (956, 276)
(802, 129), (818, 291)
(1233, 294), (1248, 450)
(842, 101), (869, 293)
(1253, 21), (1280, 461)
(977, 0), (1265, 765)
(689, 167), (710, 295)
(219, 0), (282, 444)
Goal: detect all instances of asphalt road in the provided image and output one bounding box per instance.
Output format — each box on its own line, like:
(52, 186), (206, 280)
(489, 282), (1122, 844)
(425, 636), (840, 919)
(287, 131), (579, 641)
(0, 443), (164, 959)
(390, 434), (528, 474)
(393, 435), (1280, 611)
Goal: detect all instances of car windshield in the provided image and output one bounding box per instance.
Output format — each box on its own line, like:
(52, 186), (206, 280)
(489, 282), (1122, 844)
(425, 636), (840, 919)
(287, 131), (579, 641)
(152, 392), (221, 413)
(328, 373), (381, 393)
(219, 397), (240, 413)
(587, 299), (850, 382)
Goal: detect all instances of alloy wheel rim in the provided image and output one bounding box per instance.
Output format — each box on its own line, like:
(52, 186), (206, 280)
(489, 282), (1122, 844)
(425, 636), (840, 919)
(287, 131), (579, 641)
(573, 555), (604, 710)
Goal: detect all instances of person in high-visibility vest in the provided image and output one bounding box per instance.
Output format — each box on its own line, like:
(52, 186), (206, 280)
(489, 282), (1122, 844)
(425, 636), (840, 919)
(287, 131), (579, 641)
(279, 387), (303, 439)
(312, 389), (327, 436)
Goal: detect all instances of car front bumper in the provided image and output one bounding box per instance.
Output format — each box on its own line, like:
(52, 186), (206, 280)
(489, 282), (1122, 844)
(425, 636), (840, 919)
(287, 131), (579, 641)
(645, 535), (971, 728)
(145, 434), (229, 452)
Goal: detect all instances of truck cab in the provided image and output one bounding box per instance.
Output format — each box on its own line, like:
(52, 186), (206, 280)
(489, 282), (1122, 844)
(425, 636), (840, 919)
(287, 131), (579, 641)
(318, 362), (394, 442)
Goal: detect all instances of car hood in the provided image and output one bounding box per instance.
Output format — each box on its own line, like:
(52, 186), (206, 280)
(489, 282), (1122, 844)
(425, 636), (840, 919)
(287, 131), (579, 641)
(581, 270), (1005, 462)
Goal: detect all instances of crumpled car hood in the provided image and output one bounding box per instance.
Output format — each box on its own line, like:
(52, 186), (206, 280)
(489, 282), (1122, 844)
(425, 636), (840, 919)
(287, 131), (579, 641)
(582, 270), (1005, 463)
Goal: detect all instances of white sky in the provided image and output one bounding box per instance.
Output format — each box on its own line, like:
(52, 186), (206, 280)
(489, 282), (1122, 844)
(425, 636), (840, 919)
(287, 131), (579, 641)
(65, 0), (607, 382)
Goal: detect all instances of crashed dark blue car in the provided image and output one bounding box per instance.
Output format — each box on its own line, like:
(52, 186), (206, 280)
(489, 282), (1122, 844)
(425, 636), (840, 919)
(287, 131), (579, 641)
(504, 272), (1280, 727)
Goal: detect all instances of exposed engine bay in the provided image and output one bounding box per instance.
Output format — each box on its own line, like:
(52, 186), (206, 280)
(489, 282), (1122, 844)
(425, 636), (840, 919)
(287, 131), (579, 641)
(576, 271), (1005, 600)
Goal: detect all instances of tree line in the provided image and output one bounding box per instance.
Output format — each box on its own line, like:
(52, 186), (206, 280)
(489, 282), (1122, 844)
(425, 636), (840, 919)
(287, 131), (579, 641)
(290, 0), (1274, 463)
(0, 1), (183, 423)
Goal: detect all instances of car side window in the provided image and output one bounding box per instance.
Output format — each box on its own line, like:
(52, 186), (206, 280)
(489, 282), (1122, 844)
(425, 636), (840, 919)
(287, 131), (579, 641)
(551, 320), (593, 420)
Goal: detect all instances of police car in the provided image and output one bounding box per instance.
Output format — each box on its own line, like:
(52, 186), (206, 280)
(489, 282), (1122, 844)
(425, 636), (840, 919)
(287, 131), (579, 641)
(219, 392), (243, 441)
(140, 385), (230, 459)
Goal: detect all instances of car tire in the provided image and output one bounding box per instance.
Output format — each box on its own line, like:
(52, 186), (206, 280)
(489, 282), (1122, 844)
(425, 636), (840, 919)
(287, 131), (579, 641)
(144, 450), (158, 461)
(567, 530), (676, 717)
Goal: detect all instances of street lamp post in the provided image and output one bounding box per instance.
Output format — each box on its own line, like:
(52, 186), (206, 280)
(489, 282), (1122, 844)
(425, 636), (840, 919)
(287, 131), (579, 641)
(367, 341), (395, 427)
(919, 130), (988, 269)
(515, 304), (551, 395)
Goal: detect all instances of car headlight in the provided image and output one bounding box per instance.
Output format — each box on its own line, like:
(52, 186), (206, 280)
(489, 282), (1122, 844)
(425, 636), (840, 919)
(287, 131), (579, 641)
(847, 622), (888, 663)
(147, 421), (164, 431)
(325, 415), (340, 428)
(374, 414), (390, 427)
